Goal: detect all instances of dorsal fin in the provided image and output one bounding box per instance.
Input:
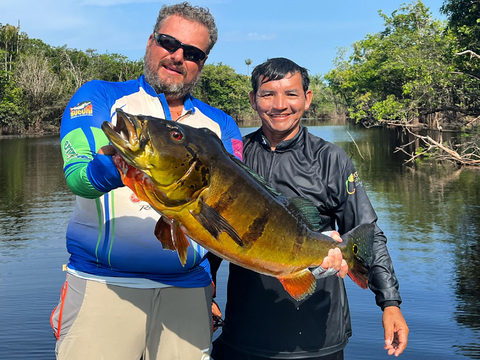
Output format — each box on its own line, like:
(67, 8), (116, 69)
(227, 153), (282, 196)
(285, 197), (322, 231)
(228, 153), (322, 231)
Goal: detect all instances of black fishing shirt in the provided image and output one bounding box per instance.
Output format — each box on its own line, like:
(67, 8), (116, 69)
(211, 126), (402, 359)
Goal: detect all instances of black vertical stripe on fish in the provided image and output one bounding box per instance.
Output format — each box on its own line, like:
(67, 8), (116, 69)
(210, 182), (239, 215)
(291, 225), (307, 258)
(241, 213), (269, 248)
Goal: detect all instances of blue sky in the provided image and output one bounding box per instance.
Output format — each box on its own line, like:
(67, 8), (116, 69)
(1, 0), (446, 76)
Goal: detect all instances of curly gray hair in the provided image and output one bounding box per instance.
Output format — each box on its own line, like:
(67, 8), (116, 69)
(153, 2), (218, 55)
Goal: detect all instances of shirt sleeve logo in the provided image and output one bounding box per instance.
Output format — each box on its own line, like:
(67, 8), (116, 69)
(63, 140), (77, 161)
(346, 172), (361, 194)
(70, 101), (93, 119)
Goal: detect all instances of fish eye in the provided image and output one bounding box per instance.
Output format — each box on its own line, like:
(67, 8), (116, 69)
(171, 130), (183, 141)
(353, 244), (359, 256)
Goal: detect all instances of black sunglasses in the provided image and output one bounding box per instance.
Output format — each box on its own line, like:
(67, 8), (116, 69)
(153, 33), (207, 62)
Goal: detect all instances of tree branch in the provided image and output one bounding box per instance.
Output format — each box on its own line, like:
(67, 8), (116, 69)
(455, 50), (480, 59)
(394, 128), (480, 167)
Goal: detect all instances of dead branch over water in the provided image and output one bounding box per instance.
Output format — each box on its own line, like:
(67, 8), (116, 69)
(394, 127), (480, 167)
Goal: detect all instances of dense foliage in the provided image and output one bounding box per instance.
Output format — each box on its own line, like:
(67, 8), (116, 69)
(0, 25), (144, 134)
(192, 63), (255, 123)
(325, 0), (480, 130)
(1, 0), (479, 135)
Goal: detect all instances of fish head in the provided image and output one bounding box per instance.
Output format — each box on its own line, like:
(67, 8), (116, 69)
(102, 109), (215, 206)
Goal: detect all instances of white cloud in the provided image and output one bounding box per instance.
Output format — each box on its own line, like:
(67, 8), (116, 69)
(222, 31), (277, 42)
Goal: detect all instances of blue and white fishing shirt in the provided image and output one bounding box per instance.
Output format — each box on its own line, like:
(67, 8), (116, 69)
(60, 75), (243, 288)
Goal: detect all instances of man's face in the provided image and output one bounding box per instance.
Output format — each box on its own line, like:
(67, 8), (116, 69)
(250, 72), (313, 143)
(144, 15), (210, 100)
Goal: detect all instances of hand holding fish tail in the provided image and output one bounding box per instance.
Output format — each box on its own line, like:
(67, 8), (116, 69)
(383, 306), (409, 356)
(313, 231), (349, 279)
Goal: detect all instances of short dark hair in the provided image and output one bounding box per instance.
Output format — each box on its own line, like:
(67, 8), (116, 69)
(251, 57), (310, 94)
(153, 2), (218, 54)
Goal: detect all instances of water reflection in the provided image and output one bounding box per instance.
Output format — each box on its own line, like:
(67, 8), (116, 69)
(452, 170), (480, 358)
(0, 136), (73, 252)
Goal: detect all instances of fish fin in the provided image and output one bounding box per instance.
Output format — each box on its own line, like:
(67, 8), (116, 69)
(347, 262), (369, 289)
(193, 201), (244, 247)
(228, 154), (282, 196)
(341, 223), (375, 290)
(286, 197), (322, 232)
(114, 156), (150, 201)
(228, 155), (324, 233)
(171, 220), (189, 266)
(154, 216), (176, 250)
(231, 157), (322, 232)
(154, 217), (190, 266)
(278, 269), (316, 301)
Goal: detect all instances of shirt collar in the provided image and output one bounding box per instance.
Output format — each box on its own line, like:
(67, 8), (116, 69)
(259, 126), (306, 152)
(139, 75), (196, 119)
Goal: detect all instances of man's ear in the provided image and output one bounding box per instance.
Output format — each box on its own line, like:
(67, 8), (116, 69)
(249, 91), (257, 111)
(146, 34), (155, 51)
(304, 89), (313, 111)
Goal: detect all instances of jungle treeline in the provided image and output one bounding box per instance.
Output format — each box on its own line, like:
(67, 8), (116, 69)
(0, 0), (479, 135)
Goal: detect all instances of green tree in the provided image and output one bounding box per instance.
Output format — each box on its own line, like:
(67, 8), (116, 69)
(0, 25), (145, 134)
(0, 71), (26, 133)
(305, 74), (337, 119)
(13, 52), (64, 131)
(193, 63), (252, 121)
(440, 0), (480, 119)
(441, 0), (480, 53)
(325, 1), (462, 128)
(245, 58), (252, 76)
(0, 23), (25, 75)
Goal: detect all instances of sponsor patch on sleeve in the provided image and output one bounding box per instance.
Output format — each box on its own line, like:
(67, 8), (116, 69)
(63, 140), (77, 161)
(70, 101), (93, 119)
(346, 172), (362, 194)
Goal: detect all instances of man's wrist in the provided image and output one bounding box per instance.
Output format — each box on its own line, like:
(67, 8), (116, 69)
(381, 301), (401, 311)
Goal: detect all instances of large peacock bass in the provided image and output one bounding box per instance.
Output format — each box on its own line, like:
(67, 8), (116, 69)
(102, 109), (374, 300)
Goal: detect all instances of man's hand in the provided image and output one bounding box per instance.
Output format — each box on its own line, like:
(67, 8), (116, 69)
(383, 306), (409, 356)
(314, 231), (348, 279)
(98, 145), (116, 155)
(212, 300), (223, 333)
(86, 145), (124, 193)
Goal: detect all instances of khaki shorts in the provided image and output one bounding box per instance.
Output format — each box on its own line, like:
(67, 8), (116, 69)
(51, 274), (213, 360)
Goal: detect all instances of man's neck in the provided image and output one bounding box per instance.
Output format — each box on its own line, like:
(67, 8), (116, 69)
(262, 126), (300, 150)
(167, 98), (184, 121)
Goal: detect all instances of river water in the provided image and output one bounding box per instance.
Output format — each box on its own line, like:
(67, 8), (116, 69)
(0, 122), (479, 359)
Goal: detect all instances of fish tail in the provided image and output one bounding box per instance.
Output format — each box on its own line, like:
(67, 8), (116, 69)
(341, 223), (375, 289)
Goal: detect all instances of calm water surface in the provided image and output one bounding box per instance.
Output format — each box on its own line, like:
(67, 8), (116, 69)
(0, 123), (479, 359)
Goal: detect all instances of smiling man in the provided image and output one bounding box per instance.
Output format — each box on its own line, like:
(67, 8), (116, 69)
(248, 64), (313, 149)
(210, 58), (408, 360)
(52, 2), (242, 360)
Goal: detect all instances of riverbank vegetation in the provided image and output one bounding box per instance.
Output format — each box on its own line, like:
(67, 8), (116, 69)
(325, 1), (479, 131)
(0, 0), (478, 165)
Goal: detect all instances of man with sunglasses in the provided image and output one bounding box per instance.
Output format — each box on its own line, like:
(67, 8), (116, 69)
(52, 2), (242, 359)
(209, 58), (408, 360)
